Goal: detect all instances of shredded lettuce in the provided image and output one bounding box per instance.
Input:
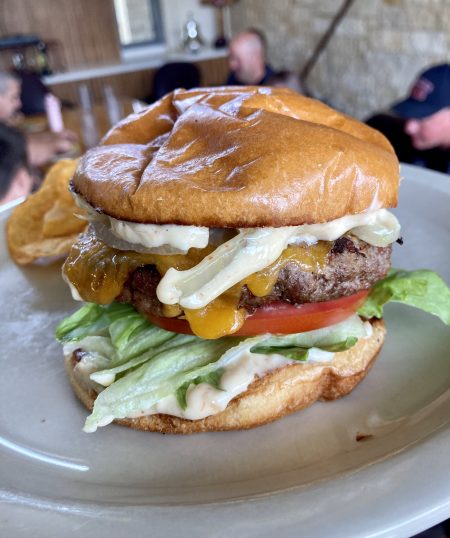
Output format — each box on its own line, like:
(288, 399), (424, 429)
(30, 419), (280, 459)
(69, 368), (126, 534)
(56, 305), (367, 432)
(358, 269), (450, 325)
(91, 333), (224, 387)
(62, 335), (117, 364)
(83, 337), (241, 432)
(56, 303), (134, 342)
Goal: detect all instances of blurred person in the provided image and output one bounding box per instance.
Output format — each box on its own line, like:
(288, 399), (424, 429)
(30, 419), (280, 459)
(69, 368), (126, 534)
(405, 107), (450, 150)
(16, 69), (50, 116)
(392, 64), (450, 121)
(366, 64), (450, 173)
(227, 29), (274, 86)
(0, 72), (22, 124)
(27, 129), (78, 167)
(0, 71), (78, 167)
(0, 123), (33, 205)
(266, 70), (306, 94)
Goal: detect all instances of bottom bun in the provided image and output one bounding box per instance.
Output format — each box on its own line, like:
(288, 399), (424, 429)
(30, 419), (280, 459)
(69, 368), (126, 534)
(67, 319), (385, 434)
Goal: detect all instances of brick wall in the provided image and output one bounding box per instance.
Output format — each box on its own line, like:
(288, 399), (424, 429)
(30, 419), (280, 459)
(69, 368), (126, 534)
(229, 0), (450, 119)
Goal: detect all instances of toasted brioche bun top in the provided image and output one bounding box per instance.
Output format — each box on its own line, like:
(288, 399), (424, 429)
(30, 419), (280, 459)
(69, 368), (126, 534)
(72, 87), (400, 227)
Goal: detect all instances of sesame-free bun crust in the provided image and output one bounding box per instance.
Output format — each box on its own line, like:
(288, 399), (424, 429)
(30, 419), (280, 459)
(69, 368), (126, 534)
(72, 87), (399, 227)
(67, 319), (385, 434)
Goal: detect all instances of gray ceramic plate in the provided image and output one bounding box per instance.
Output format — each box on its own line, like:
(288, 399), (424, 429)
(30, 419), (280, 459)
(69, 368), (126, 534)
(1, 164), (449, 538)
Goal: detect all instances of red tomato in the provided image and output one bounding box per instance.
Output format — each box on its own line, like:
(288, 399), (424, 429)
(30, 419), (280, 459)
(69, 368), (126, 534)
(147, 290), (369, 337)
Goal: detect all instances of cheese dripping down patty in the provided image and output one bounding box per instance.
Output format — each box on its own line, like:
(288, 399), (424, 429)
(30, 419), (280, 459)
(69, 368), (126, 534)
(67, 196), (400, 311)
(63, 230), (333, 339)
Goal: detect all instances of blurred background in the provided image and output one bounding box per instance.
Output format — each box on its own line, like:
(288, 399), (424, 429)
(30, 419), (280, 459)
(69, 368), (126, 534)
(1, 0), (449, 115)
(1, 0), (449, 190)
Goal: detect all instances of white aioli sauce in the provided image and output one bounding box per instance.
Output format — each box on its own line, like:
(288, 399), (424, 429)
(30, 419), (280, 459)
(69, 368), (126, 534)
(73, 195), (400, 310)
(128, 350), (297, 420)
(74, 193), (209, 252)
(109, 220), (209, 251)
(156, 209), (400, 309)
(74, 348), (333, 423)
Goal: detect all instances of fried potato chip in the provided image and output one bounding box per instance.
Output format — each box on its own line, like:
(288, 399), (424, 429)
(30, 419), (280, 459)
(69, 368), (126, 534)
(6, 159), (87, 265)
(42, 198), (85, 238)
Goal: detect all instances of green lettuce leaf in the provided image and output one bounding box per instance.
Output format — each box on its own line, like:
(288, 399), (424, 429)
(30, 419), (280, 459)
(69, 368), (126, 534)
(57, 303), (180, 382)
(358, 269), (450, 324)
(83, 338), (240, 432)
(251, 315), (366, 354)
(62, 335), (117, 362)
(56, 303), (134, 342)
(252, 336), (359, 360)
(251, 346), (310, 361)
(108, 312), (174, 361)
(320, 336), (359, 352)
(90, 333), (204, 386)
(176, 368), (225, 410)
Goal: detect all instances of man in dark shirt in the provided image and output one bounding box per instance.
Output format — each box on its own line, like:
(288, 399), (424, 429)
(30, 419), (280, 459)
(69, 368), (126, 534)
(226, 29), (274, 86)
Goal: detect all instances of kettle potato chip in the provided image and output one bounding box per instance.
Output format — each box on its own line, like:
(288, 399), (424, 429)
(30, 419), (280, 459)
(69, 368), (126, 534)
(6, 159), (87, 265)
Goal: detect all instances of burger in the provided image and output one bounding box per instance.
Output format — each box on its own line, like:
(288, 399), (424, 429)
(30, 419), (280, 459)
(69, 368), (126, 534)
(56, 86), (450, 433)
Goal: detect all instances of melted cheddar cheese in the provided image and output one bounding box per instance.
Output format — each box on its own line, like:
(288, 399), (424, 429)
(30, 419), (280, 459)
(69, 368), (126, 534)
(63, 230), (214, 304)
(63, 230), (330, 339)
(184, 243), (330, 338)
(245, 243), (330, 297)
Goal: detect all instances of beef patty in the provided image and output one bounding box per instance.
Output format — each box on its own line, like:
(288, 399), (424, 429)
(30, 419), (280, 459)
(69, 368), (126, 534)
(116, 236), (391, 318)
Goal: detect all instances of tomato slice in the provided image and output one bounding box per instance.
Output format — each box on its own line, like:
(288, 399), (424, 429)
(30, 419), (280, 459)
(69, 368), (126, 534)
(147, 290), (369, 337)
